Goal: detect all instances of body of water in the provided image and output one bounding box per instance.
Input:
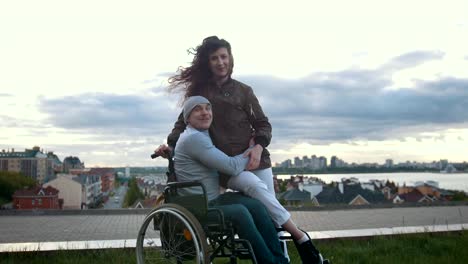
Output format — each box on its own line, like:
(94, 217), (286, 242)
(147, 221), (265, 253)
(277, 172), (468, 192)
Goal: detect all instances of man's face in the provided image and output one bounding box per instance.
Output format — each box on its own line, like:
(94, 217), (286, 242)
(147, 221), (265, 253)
(187, 103), (213, 130)
(208, 47), (230, 80)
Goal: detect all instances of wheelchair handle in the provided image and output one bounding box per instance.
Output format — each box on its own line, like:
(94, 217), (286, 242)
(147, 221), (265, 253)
(150, 148), (172, 159)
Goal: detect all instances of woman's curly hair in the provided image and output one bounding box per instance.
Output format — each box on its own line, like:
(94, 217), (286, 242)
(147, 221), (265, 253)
(168, 36), (234, 101)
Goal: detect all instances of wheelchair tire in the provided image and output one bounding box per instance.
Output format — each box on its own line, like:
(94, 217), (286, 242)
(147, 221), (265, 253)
(136, 203), (209, 264)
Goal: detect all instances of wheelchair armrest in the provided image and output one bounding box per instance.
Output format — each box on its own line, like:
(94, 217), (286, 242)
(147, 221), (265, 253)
(206, 208), (227, 229)
(164, 181), (209, 222)
(167, 181), (206, 191)
(165, 181), (208, 199)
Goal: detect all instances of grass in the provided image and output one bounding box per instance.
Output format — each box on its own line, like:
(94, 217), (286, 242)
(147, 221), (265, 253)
(1, 231), (467, 264)
(316, 230), (468, 264)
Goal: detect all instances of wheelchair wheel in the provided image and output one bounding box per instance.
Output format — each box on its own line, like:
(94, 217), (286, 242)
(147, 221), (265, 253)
(136, 203), (209, 264)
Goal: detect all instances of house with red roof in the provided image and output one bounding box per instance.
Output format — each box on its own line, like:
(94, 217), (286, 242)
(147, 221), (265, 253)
(13, 186), (61, 209)
(393, 189), (437, 204)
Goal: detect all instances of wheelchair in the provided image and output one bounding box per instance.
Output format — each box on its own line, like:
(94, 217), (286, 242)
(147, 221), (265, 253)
(136, 154), (272, 264)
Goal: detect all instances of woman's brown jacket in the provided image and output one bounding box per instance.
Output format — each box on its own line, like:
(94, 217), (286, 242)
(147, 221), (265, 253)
(167, 79), (272, 185)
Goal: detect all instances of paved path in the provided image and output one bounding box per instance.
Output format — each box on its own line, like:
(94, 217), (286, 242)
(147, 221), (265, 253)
(1, 205), (467, 244)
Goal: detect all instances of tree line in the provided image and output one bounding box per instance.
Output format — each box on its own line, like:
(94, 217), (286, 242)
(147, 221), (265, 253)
(0, 171), (37, 205)
(123, 177), (144, 207)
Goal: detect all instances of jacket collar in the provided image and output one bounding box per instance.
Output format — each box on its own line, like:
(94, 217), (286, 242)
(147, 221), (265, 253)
(209, 76), (233, 89)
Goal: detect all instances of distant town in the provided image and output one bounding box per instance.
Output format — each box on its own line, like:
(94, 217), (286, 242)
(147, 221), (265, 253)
(273, 155), (468, 174)
(1, 146), (467, 211)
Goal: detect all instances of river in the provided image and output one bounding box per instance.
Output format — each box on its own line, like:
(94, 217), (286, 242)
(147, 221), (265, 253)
(277, 172), (468, 192)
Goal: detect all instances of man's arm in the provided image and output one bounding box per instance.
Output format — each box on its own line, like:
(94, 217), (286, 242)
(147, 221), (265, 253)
(185, 132), (248, 176)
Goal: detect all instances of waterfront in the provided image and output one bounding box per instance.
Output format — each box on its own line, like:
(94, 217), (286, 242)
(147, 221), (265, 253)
(277, 172), (468, 192)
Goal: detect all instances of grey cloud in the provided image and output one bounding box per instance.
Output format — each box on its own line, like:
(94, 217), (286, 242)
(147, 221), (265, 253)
(0, 114), (50, 130)
(0, 115), (18, 126)
(380, 50), (445, 72)
(38, 93), (181, 137)
(157, 72), (176, 78)
(239, 52), (468, 144)
(142, 72), (174, 85)
(36, 50), (467, 151)
(0, 93), (13, 97)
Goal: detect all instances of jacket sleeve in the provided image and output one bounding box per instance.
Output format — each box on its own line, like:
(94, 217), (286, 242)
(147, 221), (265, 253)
(167, 112), (186, 148)
(245, 86), (272, 148)
(186, 132), (249, 176)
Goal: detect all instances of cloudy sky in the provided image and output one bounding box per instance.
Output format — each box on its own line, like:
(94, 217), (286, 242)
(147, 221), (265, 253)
(1, 0), (467, 167)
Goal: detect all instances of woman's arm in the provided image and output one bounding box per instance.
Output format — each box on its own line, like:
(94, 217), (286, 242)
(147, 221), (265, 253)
(167, 112), (186, 149)
(244, 86), (272, 170)
(245, 86), (272, 148)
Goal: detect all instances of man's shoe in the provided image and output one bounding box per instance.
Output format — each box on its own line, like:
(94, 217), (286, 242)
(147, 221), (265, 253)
(294, 239), (322, 264)
(320, 253), (331, 264)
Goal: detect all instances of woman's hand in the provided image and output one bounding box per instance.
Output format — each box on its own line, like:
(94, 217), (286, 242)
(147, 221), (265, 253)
(244, 144), (263, 170)
(154, 144), (173, 158)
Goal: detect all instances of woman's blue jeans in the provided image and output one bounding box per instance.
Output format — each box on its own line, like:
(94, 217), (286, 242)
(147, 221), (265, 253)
(209, 192), (289, 264)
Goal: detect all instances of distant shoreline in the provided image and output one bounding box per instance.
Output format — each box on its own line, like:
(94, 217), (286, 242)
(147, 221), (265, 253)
(274, 171), (468, 192)
(271, 168), (467, 175)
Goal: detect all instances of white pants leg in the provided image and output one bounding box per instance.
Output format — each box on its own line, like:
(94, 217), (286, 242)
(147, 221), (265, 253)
(251, 168), (275, 195)
(227, 168), (291, 226)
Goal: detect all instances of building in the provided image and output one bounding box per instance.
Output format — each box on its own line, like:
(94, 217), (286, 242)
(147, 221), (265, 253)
(385, 159), (393, 168)
(88, 167), (115, 198)
(47, 151), (63, 173)
(330, 156), (337, 168)
(319, 156), (327, 169)
(294, 157), (303, 168)
(301, 181), (324, 197)
(13, 186), (61, 210)
(330, 156), (346, 168)
(279, 188), (313, 207)
(74, 173), (103, 208)
(393, 189), (437, 204)
(278, 159), (292, 168)
(315, 181), (386, 206)
(439, 159), (449, 170)
(43, 174), (84, 209)
(0, 146), (55, 183)
(63, 156), (85, 173)
(309, 155), (320, 170)
(44, 173), (102, 209)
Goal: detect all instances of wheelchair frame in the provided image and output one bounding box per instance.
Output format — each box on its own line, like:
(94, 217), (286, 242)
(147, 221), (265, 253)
(136, 156), (259, 264)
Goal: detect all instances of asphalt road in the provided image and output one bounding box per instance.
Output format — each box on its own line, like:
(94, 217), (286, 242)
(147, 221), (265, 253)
(103, 185), (128, 209)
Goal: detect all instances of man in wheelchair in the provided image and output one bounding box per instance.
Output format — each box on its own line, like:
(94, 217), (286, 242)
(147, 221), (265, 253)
(170, 96), (289, 264)
(154, 96), (328, 264)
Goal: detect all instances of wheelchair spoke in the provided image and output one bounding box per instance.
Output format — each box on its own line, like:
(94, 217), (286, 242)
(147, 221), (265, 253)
(136, 204), (209, 264)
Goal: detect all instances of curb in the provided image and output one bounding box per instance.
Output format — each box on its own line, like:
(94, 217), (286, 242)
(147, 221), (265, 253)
(1, 223), (466, 253)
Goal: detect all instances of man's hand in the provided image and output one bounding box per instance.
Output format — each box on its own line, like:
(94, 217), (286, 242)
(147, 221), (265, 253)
(244, 144), (263, 170)
(154, 144), (173, 159)
(249, 137), (255, 147)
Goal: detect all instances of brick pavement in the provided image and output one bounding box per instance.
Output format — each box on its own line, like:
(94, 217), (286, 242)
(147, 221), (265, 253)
(290, 205), (468, 232)
(1, 205), (467, 244)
